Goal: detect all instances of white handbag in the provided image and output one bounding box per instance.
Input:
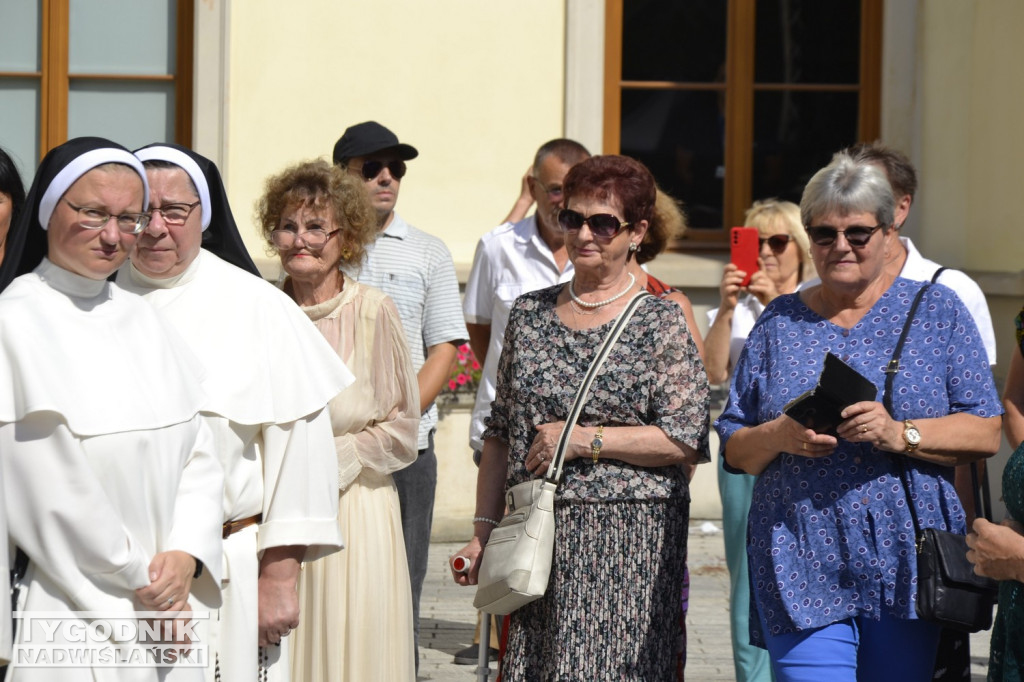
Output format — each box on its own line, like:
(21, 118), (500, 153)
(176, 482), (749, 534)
(473, 292), (649, 615)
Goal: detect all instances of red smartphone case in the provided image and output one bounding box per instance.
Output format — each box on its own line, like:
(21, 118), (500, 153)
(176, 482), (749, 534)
(730, 227), (760, 286)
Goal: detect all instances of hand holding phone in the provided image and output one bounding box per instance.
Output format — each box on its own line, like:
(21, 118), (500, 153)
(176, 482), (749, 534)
(730, 226), (760, 287)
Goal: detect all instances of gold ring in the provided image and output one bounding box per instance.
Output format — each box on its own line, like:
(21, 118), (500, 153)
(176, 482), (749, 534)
(801, 442), (807, 451)
(861, 425), (868, 433)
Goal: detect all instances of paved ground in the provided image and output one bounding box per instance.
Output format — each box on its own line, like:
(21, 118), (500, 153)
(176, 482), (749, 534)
(417, 521), (992, 681)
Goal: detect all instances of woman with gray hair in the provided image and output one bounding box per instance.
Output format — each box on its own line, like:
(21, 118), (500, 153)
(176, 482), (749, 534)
(715, 152), (1002, 681)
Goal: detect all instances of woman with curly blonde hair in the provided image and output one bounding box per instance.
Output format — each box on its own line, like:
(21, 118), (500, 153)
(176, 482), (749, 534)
(257, 159), (420, 681)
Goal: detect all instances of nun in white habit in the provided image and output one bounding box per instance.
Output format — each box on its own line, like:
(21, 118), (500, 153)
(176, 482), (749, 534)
(0, 137), (224, 682)
(117, 144), (352, 682)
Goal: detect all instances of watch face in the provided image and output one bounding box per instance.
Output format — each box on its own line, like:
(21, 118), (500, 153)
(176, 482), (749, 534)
(906, 426), (922, 445)
(591, 438), (602, 449)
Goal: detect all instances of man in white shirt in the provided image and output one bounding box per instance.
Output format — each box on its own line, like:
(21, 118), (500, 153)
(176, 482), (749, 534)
(453, 139), (589, 664)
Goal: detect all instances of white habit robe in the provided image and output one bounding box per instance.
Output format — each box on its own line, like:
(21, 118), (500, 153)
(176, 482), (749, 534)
(0, 260), (224, 681)
(118, 250), (352, 682)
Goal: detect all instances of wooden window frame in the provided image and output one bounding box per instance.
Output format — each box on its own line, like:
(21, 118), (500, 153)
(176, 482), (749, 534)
(603, 0), (882, 248)
(0, 0), (193, 160)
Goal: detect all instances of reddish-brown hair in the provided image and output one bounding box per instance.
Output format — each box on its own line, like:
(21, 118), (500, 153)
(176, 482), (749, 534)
(562, 155), (656, 227)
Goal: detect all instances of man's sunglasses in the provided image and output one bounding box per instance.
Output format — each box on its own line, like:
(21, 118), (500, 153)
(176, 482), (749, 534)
(805, 224), (885, 248)
(759, 234), (792, 253)
(557, 209), (631, 239)
(351, 159), (407, 181)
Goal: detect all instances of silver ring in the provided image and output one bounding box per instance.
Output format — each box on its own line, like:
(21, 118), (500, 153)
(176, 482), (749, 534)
(167, 597), (174, 606)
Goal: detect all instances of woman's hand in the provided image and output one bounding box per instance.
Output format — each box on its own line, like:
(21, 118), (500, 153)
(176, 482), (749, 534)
(966, 517), (1024, 582)
(527, 422), (596, 475)
(134, 550), (196, 615)
(777, 415), (837, 459)
(836, 402), (903, 451)
(718, 263), (747, 311)
(747, 266), (784, 306)
(451, 537), (485, 586)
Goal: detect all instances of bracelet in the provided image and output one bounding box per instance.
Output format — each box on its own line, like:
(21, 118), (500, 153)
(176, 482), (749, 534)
(473, 516), (500, 527)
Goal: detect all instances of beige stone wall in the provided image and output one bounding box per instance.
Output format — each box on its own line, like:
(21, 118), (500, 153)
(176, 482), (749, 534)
(220, 0), (567, 276)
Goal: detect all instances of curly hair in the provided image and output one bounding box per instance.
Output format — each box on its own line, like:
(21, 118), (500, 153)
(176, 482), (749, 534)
(635, 187), (687, 265)
(255, 159), (377, 268)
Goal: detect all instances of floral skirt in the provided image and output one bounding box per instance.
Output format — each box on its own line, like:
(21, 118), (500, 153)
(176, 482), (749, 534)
(502, 497), (689, 681)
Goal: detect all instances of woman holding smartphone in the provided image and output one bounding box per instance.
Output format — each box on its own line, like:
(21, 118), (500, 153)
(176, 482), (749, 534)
(703, 198), (811, 682)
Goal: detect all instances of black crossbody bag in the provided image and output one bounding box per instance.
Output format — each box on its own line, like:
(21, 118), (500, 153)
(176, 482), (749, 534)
(885, 281), (998, 633)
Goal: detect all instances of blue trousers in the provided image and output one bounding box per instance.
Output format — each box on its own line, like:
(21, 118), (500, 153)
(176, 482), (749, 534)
(719, 456), (774, 682)
(761, 610), (942, 682)
(393, 432), (437, 673)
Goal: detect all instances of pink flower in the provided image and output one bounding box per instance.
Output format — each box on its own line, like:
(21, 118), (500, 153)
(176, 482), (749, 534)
(459, 343), (471, 353)
(471, 360), (481, 371)
(448, 379), (457, 390)
(456, 374), (468, 385)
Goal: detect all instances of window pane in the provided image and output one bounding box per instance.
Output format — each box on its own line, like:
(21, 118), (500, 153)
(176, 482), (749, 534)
(751, 91), (859, 206)
(0, 79), (40, 182)
(622, 0), (726, 83)
(620, 89), (724, 228)
(0, 0), (41, 71)
(68, 81), (174, 150)
(755, 1), (860, 84)
(69, 0), (175, 75)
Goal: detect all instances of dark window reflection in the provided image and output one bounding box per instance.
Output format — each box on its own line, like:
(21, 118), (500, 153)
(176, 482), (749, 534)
(620, 89), (725, 228)
(752, 91), (859, 205)
(755, 1), (860, 84)
(622, 0), (726, 83)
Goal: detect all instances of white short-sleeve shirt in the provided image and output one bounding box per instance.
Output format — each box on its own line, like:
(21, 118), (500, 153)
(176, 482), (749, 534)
(463, 216), (573, 451)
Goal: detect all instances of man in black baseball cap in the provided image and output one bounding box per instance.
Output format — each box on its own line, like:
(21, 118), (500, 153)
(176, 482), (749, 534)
(333, 121), (417, 231)
(332, 121), (468, 673)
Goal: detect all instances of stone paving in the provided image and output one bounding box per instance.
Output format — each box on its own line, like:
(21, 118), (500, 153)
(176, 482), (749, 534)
(417, 522), (992, 681)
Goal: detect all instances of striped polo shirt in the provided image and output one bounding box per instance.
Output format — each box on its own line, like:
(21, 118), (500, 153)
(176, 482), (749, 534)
(347, 212), (468, 449)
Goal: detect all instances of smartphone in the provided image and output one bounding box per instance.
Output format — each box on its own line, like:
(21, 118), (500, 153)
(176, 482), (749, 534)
(730, 226), (760, 287)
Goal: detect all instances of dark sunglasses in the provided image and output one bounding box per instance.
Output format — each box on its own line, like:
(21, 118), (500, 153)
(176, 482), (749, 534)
(352, 159), (407, 181)
(805, 224), (885, 248)
(759, 234), (792, 252)
(557, 209), (631, 240)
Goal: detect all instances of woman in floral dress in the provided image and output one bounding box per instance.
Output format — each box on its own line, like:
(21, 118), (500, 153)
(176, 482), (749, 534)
(454, 155), (710, 680)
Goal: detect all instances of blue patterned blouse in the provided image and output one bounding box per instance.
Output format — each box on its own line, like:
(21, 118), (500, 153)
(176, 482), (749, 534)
(715, 277), (1002, 642)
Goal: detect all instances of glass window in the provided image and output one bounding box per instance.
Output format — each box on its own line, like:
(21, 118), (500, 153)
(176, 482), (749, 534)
(69, 0), (176, 75)
(0, 0), (41, 71)
(755, 1), (861, 84)
(607, 0), (879, 240)
(68, 82), (175, 149)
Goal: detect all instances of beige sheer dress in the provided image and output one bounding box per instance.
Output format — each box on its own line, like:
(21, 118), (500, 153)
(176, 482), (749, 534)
(290, 276), (420, 682)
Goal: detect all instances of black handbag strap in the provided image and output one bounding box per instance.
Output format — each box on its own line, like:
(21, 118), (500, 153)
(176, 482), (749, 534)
(889, 276), (988, 535)
(546, 291), (651, 483)
(887, 283), (932, 538)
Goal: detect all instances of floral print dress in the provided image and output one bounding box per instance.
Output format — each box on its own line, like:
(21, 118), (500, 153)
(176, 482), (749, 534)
(484, 285), (709, 681)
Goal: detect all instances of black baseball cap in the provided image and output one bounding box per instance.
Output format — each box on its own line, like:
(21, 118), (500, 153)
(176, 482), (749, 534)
(332, 121), (419, 165)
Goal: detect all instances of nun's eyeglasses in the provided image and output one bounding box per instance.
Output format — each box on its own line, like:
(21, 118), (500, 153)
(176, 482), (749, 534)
(150, 201), (201, 226)
(270, 227), (340, 250)
(349, 160), (407, 181)
(64, 200), (150, 234)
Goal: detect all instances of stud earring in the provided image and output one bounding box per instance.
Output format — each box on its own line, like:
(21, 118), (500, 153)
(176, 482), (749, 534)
(628, 242), (638, 252)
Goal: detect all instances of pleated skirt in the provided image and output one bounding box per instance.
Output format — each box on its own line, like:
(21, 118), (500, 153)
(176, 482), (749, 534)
(502, 496), (689, 681)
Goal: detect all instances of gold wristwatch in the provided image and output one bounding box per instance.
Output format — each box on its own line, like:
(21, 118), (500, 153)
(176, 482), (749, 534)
(591, 426), (604, 463)
(903, 419), (922, 453)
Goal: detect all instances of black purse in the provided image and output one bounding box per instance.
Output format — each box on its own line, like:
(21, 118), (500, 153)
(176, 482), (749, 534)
(885, 282), (998, 634)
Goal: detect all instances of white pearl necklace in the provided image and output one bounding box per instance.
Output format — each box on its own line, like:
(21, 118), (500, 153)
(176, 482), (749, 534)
(569, 273), (636, 309)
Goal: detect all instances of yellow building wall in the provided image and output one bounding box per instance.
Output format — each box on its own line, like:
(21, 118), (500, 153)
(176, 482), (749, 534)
(916, 0), (1024, 276)
(223, 0), (567, 275)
